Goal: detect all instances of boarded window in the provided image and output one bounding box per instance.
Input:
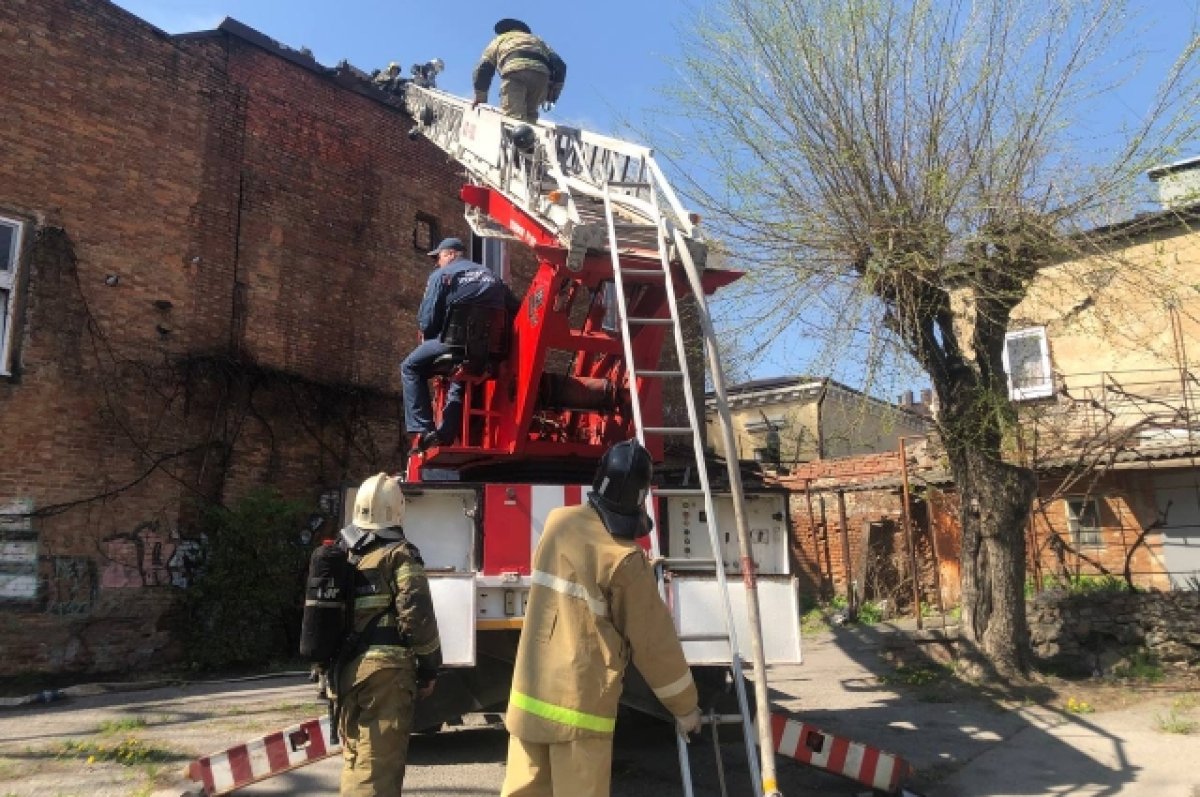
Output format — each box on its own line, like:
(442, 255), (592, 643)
(413, 212), (440, 253)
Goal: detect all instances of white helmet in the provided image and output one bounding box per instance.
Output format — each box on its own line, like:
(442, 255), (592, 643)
(353, 472), (406, 529)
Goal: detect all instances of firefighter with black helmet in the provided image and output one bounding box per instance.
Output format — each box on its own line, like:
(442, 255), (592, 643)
(499, 439), (701, 797)
(472, 18), (567, 123)
(332, 473), (442, 796)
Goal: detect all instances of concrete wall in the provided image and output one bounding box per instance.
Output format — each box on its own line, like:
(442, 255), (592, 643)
(0, 0), (536, 675)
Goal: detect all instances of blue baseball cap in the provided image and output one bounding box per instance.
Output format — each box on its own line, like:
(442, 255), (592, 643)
(427, 237), (465, 257)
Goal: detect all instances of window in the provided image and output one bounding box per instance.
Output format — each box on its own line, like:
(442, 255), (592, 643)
(0, 216), (25, 375)
(412, 212), (440, 253)
(471, 234), (508, 281)
(1065, 497), (1102, 548)
(1002, 327), (1053, 400)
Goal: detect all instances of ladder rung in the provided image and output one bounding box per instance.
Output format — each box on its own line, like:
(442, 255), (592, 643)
(700, 714), (747, 726)
(607, 181), (651, 189)
(619, 269), (664, 277)
(636, 370), (682, 378)
(662, 557), (718, 568)
(678, 632), (731, 643)
(642, 426), (693, 435)
(627, 317), (673, 326)
(653, 488), (706, 497)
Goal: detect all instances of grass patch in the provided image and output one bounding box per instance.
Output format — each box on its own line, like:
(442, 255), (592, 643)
(55, 737), (181, 766)
(1155, 697), (1199, 735)
(1112, 650), (1164, 683)
(97, 717), (148, 734)
(880, 665), (945, 687)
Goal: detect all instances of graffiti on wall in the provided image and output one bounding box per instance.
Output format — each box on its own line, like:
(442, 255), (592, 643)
(101, 522), (203, 589)
(45, 556), (98, 615)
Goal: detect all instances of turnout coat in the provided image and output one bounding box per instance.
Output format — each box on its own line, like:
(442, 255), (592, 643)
(505, 504), (698, 742)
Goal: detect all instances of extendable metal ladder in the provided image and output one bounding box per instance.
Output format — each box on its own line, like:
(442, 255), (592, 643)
(402, 83), (782, 796)
(600, 182), (782, 797)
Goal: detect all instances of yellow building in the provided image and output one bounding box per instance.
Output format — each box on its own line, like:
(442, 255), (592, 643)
(1004, 164), (1200, 589)
(704, 376), (931, 468)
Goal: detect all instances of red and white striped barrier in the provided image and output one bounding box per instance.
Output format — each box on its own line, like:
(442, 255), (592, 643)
(186, 714), (339, 795)
(768, 712), (914, 794)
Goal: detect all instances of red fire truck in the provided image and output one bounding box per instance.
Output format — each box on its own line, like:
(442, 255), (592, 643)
(385, 84), (802, 733)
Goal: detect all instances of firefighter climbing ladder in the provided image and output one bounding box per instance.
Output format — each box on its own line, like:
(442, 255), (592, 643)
(402, 83), (781, 797)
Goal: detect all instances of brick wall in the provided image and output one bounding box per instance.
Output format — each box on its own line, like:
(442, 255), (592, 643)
(774, 450), (959, 609)
(0, 0), (537, 676)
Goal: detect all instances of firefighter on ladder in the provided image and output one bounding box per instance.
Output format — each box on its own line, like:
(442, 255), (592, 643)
(500, 439), (702, 797)
(333, 473), (442, 796)
(472, 18), (567, 123)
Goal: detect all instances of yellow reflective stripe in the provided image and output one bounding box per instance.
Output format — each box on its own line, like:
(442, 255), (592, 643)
(364, 645), (411, 657)
(304, 599), (342, 608)
(510, 690), (616, 733)
(652, 670), (694, 700)
(356, 595), (391, 610)
(530, 570), (608, 617)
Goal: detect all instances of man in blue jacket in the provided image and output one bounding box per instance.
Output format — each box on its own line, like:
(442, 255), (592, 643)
(401, 237), (509, 450)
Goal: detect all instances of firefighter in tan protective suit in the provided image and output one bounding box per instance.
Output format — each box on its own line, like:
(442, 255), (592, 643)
(472, 18), (567, 123)
(333, 473), (442, 796)
(500, 439), (702, 797)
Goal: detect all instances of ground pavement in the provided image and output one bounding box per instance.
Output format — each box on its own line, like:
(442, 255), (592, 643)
(1, 622), (1197, 796)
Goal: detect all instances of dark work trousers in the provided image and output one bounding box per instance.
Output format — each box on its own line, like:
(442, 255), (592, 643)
(401, 338), (464, 441)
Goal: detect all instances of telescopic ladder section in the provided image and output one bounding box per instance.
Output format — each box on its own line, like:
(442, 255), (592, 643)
(402, 84), (781, 797)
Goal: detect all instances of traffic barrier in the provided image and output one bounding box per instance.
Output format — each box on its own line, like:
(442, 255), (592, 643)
(768, 712), (914, 794)
(186, 714), (339, 795)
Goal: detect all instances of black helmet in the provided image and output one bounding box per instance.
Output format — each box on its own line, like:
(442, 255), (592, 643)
(511, 124), (537, 153)
(495, 18), (531, 35)
(588, 439), (654, 539)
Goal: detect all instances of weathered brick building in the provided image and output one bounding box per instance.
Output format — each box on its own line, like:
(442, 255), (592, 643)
(0, 1), (532, 675)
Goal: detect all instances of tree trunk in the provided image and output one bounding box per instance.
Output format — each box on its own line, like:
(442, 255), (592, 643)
(946, 441), (1037, 679)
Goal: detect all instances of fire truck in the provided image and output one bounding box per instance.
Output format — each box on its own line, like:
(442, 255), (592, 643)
(185, 79), (928, 797)
(383, 83), (803, 742)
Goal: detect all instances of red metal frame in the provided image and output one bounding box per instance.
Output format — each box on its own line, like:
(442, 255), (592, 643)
(409, 185), (740, 481)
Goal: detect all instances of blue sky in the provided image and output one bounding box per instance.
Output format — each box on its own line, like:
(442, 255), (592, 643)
(110, 0), (1200, 390)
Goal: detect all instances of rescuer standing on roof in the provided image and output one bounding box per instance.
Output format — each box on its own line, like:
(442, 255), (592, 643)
(499, 439), (702, 797)
(472, 18), (567, 123)
(401, 237), (510, 451)
(332, 473), (442, 796)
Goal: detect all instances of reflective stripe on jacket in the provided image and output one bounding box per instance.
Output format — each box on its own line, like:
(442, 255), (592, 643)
(505, 504), (698, 743)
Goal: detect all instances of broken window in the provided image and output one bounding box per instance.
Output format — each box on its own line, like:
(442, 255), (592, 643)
(1002, 326), (1053, 400)
(1065, 496), (1102, 548)
(0, 215), (24, 376)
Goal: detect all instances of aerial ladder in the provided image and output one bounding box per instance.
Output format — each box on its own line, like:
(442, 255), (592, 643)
(401, 84), (780, 796)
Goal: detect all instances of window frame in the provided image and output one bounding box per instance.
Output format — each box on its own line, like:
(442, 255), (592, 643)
(1064, 496), (1103, 548)
(1002, 326), (1054, 400)
(0, 214), (26, 376)
(471, 234), (509, 281)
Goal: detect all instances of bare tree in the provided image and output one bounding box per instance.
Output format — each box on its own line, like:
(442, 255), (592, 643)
(664, 0), (1200, 677)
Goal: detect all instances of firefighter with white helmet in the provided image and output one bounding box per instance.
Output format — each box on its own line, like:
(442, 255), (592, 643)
(333, 472), (441, 796)
(500, 440), (701, 797)
(472, 18), (567, 122)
